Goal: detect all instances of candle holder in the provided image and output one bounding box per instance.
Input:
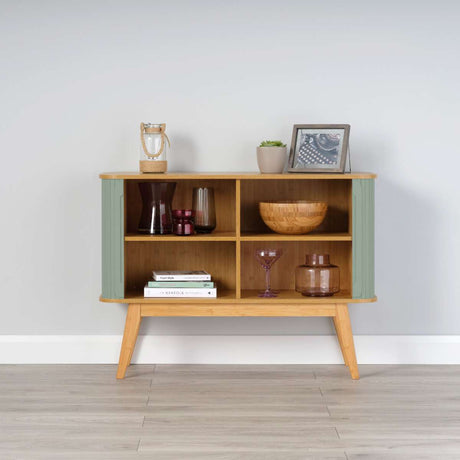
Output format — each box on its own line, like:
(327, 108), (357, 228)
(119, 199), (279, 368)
(139, 123), (170, 173)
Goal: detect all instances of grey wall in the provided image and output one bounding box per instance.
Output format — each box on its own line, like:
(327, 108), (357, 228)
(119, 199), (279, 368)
(1, 0), (459, 335)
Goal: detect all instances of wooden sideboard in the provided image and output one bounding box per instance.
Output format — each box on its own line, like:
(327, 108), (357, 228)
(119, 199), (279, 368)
(100, 172), (376, 379)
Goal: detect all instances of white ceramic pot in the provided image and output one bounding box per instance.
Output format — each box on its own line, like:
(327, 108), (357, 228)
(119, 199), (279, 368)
(256, 146), (287, 174)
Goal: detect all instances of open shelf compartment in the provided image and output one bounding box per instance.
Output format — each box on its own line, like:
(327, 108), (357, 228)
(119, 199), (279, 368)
(240, 179), (351, 238)
(239, 240), (352, 300)
(124, 241), (237, 299)
(125, 178), (236, 236)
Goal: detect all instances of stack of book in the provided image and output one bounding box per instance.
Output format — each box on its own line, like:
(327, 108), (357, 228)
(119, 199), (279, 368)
(144, 270), (217, 298)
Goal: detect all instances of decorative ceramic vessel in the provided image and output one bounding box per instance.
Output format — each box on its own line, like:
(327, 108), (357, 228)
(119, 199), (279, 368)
(295, 254), (340, 297)
(256, 146), (287, 174)
(259, 200), (327, 234)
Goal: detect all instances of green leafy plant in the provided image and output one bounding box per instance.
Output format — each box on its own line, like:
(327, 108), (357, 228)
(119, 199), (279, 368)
(259, 140), (286, 148)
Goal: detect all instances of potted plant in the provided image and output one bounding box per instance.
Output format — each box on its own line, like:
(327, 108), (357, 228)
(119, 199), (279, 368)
(257, 140), (287, 174)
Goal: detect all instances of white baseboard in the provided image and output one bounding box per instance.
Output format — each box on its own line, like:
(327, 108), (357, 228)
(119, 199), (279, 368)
(1, 335), (460, 364)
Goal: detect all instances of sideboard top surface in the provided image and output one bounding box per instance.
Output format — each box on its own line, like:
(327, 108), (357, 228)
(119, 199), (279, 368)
(99, 172), (377, 180)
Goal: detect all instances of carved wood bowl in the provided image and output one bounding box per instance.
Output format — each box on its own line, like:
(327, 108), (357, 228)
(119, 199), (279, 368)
(259, 200), (328, 235)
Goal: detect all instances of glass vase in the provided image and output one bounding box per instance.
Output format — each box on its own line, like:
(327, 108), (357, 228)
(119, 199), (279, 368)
(138, 182), (176, 234)
(192, 187), (216, 233)
(295, 254), (340, 297)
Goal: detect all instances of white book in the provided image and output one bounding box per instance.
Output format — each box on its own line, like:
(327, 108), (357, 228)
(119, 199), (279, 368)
(144, 286), (217, 298)
(152, 270), (211, 281)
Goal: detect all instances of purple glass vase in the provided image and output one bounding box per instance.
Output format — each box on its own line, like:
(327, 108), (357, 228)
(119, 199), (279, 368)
(138, 182), (176, 234)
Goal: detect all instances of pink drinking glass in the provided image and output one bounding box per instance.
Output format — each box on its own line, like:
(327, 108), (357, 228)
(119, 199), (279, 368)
(255, 248), (283, 298)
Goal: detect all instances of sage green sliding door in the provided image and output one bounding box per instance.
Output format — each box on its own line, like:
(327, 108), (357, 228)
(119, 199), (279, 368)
(352, 179), (375, 299)
(101, 179), (124, 299)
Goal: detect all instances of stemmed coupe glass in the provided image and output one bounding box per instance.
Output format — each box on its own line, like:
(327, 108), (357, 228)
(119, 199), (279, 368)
(255, 248), (283, 298)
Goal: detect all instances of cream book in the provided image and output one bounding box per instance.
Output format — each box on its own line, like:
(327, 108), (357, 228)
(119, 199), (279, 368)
(144, 285), (217, 298)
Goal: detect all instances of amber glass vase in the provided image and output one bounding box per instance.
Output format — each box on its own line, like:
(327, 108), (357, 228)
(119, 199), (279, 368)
(295, 254), (340, 297)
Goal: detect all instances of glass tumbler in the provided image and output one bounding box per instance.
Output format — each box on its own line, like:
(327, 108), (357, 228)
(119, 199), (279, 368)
(192, 187), (216, 233)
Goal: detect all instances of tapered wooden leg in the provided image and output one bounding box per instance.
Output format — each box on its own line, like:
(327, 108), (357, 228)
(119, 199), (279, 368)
(333, 316), (349, 367)
(334, 304), (359, 380)
(117, 303), (141, 379)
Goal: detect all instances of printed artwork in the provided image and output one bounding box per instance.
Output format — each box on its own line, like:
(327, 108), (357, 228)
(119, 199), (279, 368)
(289, 125), (349, 172)
(297, 132), (342, 166)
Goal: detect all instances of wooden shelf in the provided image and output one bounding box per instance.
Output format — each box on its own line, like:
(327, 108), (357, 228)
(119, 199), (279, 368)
(100, 172), (377, 180)
(125, 232), (350, 242)
(101, 289), (237, 303)
(125, 232), (236, 242)
(240, 289), (375, 303)
(240, 232), (352, 242)
(100, 290), (376, 305)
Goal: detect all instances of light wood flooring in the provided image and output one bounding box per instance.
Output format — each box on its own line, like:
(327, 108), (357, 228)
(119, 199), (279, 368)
(0, 364), (459, 459)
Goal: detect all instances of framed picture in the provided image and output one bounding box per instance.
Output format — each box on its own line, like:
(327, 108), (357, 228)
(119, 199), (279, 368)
(288, 124), (350, 173)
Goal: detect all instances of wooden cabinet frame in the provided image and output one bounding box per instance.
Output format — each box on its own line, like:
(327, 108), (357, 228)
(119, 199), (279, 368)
(100, 172), (376, 379)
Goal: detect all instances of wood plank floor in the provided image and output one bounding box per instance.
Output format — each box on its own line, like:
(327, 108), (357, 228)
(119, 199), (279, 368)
(0, 365), (459, 459)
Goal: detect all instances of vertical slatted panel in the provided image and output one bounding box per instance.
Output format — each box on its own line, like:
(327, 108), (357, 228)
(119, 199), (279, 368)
(352, 179), (375, 299)
(102, 179), (124, 299)
(235, 179), (241, 298)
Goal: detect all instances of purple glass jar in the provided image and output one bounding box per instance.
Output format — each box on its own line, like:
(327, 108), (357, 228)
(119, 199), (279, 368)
(173, 209), (195, 235)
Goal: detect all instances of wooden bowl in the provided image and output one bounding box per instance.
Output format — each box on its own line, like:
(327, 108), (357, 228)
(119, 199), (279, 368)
(259, 201), (328, 235)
